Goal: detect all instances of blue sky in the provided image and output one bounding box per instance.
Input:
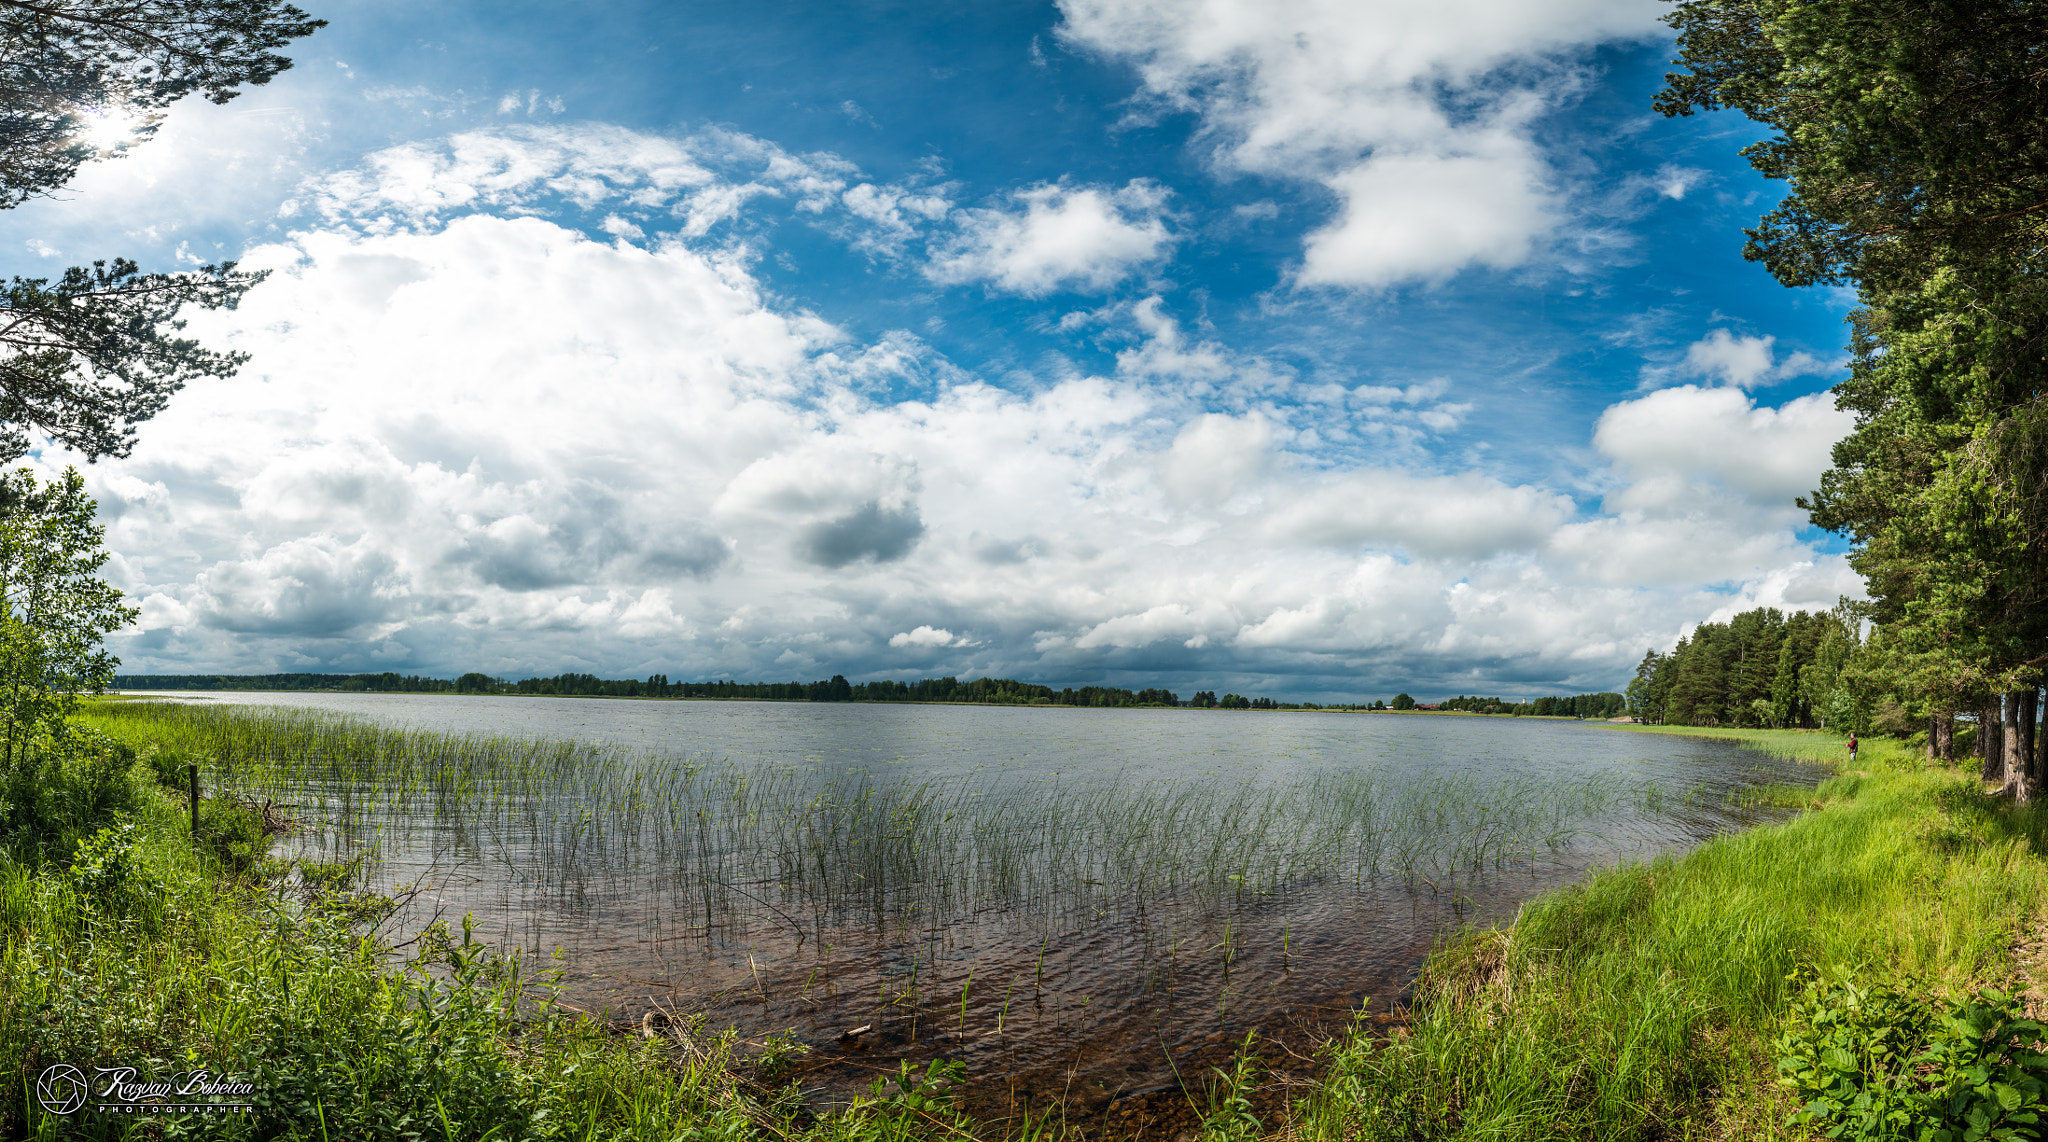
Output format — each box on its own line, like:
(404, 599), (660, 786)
(1, 0), (1866, 701)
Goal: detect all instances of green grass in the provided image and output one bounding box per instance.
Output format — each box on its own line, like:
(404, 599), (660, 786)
(1601, 722), (1907, 769)
(14, 704), (2010, 1140)
(1292, 732), (2044, 1141)
(0, 729), (1023, 1140)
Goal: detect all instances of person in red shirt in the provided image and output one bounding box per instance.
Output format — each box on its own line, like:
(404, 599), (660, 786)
(1848, 732), (1859, 765)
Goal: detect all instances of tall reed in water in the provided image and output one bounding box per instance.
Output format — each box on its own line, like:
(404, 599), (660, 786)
(78, 702), (1703, 948)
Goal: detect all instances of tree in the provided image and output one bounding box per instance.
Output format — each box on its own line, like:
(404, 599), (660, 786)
(0, 0), (325, 204)
(0, 0), (323, 459)
(1626, 649), (1669, 724)
(1662, 0), (2048, 770)
(0, 466), (133, 745)
(1658, 0), (2048, 296)
(0, 465), (136, 841)
(1390, 692), (1415, 711)
(0, 259), (261, 458)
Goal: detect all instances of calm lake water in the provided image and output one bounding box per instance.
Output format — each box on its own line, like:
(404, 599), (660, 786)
(129, 692), (1817, 1125)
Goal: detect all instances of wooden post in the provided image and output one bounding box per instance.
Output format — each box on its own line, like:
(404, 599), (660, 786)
(188, 762), (199, 840)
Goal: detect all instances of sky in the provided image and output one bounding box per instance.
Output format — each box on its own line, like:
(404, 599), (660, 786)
(0, 0), (1867, 701)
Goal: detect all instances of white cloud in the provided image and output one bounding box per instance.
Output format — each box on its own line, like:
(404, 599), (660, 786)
(840, 182), (953, 257)
(1593, 385), (1851, 503)
(1668, 328), (1833, 389)
(315, 124), (720, 222)
(1157, 413), (1271, 507)
(890, 625), (967, 648)
(58, 125), (1862, 697)
(1263, 471), (1574, 560)
(1650, 164), (1708, 200)
(1297, 106), (1560, 288)
(1075, 603), (1234, 650)
(927, 180), (1175, 295)
(1114, 296), (1233, 381)
(1056, 0), (1663, 288)
(1544, 386), (1855, 587)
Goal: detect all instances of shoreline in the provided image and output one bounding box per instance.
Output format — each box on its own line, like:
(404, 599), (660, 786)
(7, 715), (1968, 1139)
(1293, 728), (2038, 1139)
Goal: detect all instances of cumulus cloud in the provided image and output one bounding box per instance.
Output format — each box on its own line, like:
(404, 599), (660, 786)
(1114, 296), (1233, 382)
(315, 123), (721, 222)
(1545, 386), (1855, 586)
(1056, 0), (1663, 288)
(890, 625), (967, 648)
(1593, 385), (1852, 504)
(61, 124), (1861, 697)
(840, 182), (952, 257)
(1666, 328), (1833, 390)
(1157, 413), (1271, 508)
(1264, 472), (1574, 560)
(1075, 603), (1234, 650)
(192, 536), (402, 638)
(1301, 139), (1558, 287)
(927, 180), (1175, 295)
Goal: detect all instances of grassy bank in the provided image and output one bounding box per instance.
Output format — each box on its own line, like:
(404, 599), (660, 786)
(1290, 728), (2046, 1140)
(0, 726), (988, 1140)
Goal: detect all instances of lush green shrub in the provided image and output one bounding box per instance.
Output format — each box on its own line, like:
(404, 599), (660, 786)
(1777, 970), (2048, 1141)
(64, 822), (137, 905)
(0, 729), (142, 857)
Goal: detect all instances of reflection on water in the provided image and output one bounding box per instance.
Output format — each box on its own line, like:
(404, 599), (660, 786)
(127, 694), (1815, 1121)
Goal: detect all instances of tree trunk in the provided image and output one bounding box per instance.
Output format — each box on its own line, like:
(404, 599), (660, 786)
(1984, 697), (2005, 782)
(2036, 687), (2048, 794)
(2007, 691), (2033, 802)
(2020, 691), (2040, 798)
(1932, 712), (1954, 762)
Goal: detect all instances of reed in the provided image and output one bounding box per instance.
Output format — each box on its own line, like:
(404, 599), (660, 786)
(0, 774), (827, 1139)
(77, 701), (1693, 957)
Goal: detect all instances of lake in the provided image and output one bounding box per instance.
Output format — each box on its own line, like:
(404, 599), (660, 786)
(116, 693), (1817, 1124)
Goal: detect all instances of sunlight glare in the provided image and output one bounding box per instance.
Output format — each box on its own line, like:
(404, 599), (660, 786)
(78, 107), (145, 154)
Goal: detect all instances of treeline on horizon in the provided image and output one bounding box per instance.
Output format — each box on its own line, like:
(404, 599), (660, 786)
(111, 671), (1630, 714)
(1433, 693), (1628, 718)
(114, 672), (1233, 709)
(1625, 606), (1856, 729)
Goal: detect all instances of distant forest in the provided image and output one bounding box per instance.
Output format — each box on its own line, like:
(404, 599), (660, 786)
(115, 672), (1213, 709)
(111, 671), (1625, 714)
(1436, 693), (1628, 718)
(1626, 606), (1855, 728)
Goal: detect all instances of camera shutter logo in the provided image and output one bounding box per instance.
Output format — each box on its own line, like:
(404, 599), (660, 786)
(36, 1064), (88, 1116)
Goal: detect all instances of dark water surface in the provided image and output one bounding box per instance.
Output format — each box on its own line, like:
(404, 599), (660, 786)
(131, 694), (1815, 1127)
